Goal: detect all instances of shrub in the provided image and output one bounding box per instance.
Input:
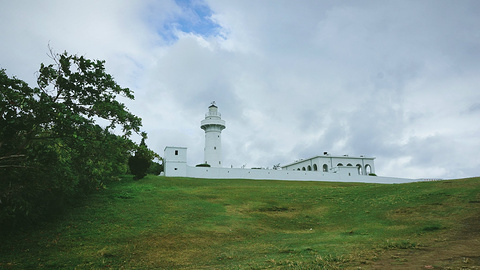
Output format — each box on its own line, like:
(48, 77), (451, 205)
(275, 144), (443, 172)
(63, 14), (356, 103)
(196, 163), (211, 167)
(128, 155), (150, 180)
(146, 161), (163, 175)
(128, 136), (155, 180)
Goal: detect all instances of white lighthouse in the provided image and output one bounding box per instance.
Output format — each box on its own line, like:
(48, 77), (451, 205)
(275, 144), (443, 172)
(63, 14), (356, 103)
(200, 102), (226, 167)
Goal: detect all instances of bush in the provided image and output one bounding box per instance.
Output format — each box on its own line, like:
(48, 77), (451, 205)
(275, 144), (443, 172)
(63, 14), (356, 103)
(146, 161), (163, 175)
(196, 163), (211, 167)
(128, 155), (150, 180)
(128, 136), (155, 180)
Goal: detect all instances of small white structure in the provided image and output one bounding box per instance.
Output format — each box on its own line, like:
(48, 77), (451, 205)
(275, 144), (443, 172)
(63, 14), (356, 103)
(163, 146), (187, 177)
(200, 102), (225, 167)
(163, 103), (419, 184)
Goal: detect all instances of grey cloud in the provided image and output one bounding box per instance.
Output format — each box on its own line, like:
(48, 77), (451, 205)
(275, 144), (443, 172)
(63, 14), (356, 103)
(1, 0), (479, 179)
(467, 103), (480, 114)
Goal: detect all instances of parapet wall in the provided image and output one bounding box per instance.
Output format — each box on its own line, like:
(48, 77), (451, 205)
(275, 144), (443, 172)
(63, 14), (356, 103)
(184, 166), (417, 184)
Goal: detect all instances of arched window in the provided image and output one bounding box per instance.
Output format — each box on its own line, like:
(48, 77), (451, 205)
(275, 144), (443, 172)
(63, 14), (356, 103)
(337, 163), (343, 167)
(307, 165), (312, 171)
(313, 164), (318, 171)
(365, 164), (372, 175)
(297, 168), (300, 171)
(302, 167), (306, 171)
(323, 164), (328, 172)
(357, 164), (363, 175)
(347, 163), (352, 166)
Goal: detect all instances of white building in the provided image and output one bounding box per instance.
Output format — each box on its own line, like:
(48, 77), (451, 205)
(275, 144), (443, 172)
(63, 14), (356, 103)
(281, 153), (375, 176)
(163, 103), (419, 184)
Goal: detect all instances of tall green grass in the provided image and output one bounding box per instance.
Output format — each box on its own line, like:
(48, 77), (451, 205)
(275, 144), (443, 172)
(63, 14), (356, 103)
(1, 176), (479, 269)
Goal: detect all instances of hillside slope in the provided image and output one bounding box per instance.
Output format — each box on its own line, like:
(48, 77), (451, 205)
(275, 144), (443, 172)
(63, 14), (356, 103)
(1, 176), (479, 269)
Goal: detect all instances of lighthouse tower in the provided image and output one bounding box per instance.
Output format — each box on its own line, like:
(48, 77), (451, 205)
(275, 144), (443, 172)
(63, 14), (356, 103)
(200, 102), (226, 167)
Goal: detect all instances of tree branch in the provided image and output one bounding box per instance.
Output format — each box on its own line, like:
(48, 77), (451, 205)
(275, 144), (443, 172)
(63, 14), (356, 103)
(0, 165), (32, 169)
(0, 154), (26, 161)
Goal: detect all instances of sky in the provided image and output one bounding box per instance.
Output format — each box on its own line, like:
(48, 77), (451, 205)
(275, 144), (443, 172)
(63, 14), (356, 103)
(1, 0), (479, 179)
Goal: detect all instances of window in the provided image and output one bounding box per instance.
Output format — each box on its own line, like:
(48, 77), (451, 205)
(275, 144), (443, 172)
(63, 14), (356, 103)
(365, 164), (372, 175)
(357, 164), (363, 175)
(323, 164), (328, 172)
(214, 147), (216, 150)
(175, 150), (178, 155)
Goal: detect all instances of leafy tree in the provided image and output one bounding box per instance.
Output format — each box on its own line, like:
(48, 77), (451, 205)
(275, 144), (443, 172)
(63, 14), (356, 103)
(128, 134), (155, 180)
(0, 50), (150, 232)
(146, 159), (164, 175)
(1, 51), (141, 169)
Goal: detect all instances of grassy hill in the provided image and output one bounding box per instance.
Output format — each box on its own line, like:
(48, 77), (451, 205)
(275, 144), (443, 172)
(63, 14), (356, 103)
(1, 176), (479, 269)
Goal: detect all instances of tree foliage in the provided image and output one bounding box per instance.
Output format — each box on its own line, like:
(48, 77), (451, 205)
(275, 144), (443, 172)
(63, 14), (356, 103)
(146, 160), (164, 175)
(128, 135), (155, 180)
(0, 51), (153, 232)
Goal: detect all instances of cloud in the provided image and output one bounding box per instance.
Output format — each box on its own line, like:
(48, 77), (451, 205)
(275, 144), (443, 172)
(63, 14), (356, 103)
(1, 0), (479, 179)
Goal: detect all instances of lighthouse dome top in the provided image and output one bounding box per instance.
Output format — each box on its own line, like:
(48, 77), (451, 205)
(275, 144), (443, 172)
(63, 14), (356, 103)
(205, 102), (222, 118)
(201, 102), (225, 131)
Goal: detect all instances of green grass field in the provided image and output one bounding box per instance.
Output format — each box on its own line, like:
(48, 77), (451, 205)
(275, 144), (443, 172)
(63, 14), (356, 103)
(1, 176), (479, 269)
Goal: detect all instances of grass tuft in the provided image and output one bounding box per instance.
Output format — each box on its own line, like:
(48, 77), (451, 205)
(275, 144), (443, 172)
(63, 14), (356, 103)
(422, 224), (443, 232)
(383, 240), (419, 250)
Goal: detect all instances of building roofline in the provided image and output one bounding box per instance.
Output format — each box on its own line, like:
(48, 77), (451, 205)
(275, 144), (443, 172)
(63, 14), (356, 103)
(281, 154), (375, 168)
(164, 146), (188, 151)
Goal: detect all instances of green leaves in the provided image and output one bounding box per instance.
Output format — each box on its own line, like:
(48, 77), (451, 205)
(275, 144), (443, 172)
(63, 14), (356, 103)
(1, 51), (153, 232)
(34, 52), (141, 136)
(128, 136), (156, 180)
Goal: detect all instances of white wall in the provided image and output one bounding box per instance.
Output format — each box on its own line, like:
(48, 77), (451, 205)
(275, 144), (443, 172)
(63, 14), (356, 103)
(204, 128), (223, 167)
(164, 146), (418, 184)
(182, 166), (417, 184)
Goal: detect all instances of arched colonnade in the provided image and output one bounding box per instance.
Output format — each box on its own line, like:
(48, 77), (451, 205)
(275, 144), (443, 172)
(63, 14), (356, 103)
(297, 163), (373, 175)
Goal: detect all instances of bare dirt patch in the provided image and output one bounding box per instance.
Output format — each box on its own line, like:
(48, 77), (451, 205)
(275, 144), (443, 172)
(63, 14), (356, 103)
(371, 210), (480, 269)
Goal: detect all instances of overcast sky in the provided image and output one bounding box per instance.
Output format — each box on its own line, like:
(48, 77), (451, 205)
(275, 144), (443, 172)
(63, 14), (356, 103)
(1, 0), (479, 179)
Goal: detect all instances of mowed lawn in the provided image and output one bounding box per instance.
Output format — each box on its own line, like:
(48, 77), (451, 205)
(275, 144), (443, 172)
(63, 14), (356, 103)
(1, 176), (479, 269)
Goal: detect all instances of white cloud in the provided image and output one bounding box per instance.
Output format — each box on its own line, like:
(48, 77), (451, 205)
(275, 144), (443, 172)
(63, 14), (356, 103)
(1, 0), (479, 179)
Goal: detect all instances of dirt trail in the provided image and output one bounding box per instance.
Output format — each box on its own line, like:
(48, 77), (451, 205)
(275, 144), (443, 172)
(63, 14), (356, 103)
(371, 210), (480, 269)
